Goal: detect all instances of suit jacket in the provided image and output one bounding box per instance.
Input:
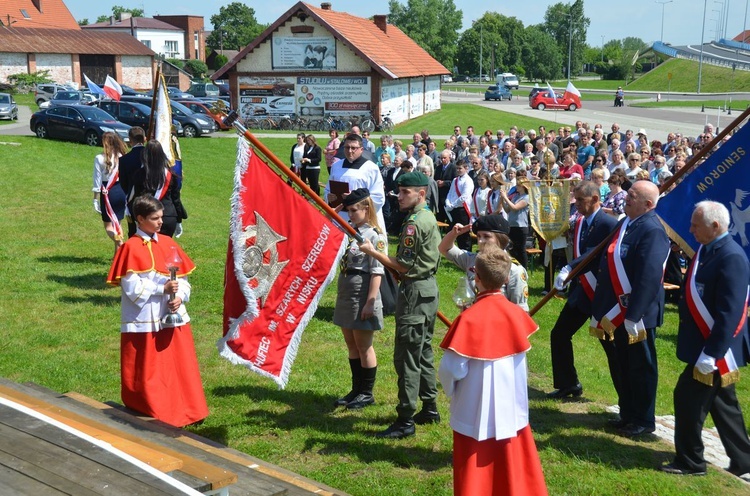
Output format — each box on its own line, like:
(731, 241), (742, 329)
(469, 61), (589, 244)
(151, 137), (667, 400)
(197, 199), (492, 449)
(118, 144), (145, 197)
(591, 209), (670, 328)
(302, 144), (322, 168)
(567, 208), (618, 313)
(677, 235), (750, 367)
(434, 161), (456, 193)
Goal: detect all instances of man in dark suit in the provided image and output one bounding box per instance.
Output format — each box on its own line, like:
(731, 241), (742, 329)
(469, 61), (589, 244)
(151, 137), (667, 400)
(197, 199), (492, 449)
(590, 180), (670, 437)
(547, 182), (619, 399)
(661, 201), (750, 477)
(117, 126), (146, 237)
(434, 150), (456, 223)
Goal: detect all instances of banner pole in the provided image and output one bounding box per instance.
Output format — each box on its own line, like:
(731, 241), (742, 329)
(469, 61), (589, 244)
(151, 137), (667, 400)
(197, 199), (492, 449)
(223, 111), (454, 328)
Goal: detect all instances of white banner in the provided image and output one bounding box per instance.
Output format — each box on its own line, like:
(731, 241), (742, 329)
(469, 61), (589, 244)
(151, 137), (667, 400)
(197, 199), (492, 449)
(272, 36), (336, 70)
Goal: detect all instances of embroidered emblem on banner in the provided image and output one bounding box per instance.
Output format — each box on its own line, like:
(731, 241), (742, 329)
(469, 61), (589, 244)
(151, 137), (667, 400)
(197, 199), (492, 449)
(239, 212), (288, 306)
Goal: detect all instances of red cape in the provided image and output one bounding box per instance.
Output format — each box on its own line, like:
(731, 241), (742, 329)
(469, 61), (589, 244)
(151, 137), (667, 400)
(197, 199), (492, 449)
(107, 234), (195, 286)
(440, 291), (538, 360)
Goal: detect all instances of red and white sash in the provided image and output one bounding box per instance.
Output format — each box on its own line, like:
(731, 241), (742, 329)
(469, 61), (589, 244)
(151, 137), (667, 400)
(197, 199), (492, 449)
(685, 245), (746, 386)
(573, 216), (596, 300)
(589, 217), (645, 342)
(451, 176), (472, 222)
(102, 166), (122, 241)
(154, 169), (172, 201)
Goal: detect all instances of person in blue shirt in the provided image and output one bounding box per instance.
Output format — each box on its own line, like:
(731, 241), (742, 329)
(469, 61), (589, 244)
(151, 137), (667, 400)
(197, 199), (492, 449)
(576, 135), (596, 179)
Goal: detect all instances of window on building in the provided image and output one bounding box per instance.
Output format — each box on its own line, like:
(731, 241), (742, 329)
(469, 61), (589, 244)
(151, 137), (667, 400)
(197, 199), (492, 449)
(164, 40), (179, 57)
(20, 9), (30, 18)
(142, 40), (151, 49)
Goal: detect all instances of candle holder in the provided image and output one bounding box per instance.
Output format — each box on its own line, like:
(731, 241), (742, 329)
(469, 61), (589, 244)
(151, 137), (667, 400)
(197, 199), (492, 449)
(161, 246), (184, 326)
(452, 275), (475, 311)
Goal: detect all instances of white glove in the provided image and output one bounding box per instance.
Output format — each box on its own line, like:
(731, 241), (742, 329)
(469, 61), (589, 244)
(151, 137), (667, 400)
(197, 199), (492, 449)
(93, 198), (101, 214)
(174, 223), (183, 238)
(695, 351), (717, 375)
(554, 265), (571, 291)
(623, 319), (640, 337)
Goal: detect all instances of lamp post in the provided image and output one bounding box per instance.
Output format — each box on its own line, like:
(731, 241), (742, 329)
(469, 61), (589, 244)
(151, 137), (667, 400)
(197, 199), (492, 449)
(714, 0), (725, 39)
(566, 12), (574, 81)
(698, 0), (708, 93)
(656, 0), (674, 41)
(601, 35), (605, 62)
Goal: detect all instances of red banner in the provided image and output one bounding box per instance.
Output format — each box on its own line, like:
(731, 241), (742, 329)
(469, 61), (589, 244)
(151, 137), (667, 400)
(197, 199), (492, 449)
(218, 138), (346, 388)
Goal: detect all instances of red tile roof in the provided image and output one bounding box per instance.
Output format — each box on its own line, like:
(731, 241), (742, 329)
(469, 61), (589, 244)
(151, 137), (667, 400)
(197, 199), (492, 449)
(0, 0), (79, 30)
(82, 17), (182, 31)
(0, 27), (155, 55)
(213, 1), (448, 80)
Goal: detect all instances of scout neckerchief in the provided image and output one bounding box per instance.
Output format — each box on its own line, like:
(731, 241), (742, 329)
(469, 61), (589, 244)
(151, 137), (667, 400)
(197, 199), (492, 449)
(589, 217), (646, 343)
(102, 158), (123, 241)
(573, 214), (596, 300)
(685, 245), (747, 387)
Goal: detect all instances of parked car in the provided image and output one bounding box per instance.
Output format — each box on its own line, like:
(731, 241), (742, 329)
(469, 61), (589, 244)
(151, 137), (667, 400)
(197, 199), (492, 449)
(30, 105), (131, 146)
(93, 100), (183, 136)
(187, 82), (220, 98)
(145, 87), (194, 100)
(216, 83), (230, 96)
(484, 85), (512, 101)
(34, 83), (75, 106)
(40, 90), (97, 108)
(120, 84), (146, 96)
(0, 93), (18, 120)
(528, 87), (546, 103)
(120, 96), (215, 137)
(441, 74), (453, 83)
(530, 91), (579, 111)
(176, 99), (231, 130)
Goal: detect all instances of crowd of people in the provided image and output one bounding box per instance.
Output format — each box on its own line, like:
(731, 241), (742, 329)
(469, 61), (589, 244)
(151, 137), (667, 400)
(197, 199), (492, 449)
(89, 114), (749, 493)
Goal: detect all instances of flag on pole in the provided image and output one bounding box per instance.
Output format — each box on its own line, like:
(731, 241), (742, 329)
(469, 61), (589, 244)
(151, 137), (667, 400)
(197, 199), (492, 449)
(83, 74), (106, 97)
(152, 72), (175, 166)
(563, 81), (582, 108)
(631, 50), (640, 66)
(218, 138), (347, 388)
(546, 82), (558, 103)
(103, 75), (122, 101)
(656, 122), (750, 262)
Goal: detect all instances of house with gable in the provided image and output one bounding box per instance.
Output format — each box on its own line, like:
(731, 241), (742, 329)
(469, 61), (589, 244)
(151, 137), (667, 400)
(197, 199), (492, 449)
(212, 1), (449, 125)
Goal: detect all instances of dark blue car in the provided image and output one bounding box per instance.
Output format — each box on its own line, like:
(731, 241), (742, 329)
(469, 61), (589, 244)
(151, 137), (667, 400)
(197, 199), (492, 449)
(484, 85), (513, 101)
(30, 104), (131, 146)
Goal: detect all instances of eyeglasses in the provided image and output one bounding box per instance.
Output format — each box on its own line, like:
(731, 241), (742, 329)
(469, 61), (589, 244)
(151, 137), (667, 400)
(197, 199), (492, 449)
(490, 146), (498, 149)
(629, 158), (638, 162)
(344, 146), (361, 150)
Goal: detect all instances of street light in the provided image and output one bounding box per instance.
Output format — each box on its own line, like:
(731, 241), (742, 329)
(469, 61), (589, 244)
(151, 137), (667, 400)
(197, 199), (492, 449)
(601, 35), (605, 63)
(656, 0), (673, 41)
(566, 12), (574, 81)
(698, 0), (708, 93)
(714, 0), (725, 39)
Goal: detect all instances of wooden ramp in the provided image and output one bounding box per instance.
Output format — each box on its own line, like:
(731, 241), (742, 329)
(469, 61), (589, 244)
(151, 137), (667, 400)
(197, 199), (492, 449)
(0, 379), (349, 496)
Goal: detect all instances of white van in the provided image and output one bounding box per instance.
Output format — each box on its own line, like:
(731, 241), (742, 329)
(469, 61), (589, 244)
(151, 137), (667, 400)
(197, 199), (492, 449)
(497, 73), (519, 90)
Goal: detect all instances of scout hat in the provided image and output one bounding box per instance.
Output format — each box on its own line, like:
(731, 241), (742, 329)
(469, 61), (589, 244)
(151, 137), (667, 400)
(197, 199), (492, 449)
(397, 171), (429, 187)
(472, 214), (510, 235)
(342, 188), (370, 207)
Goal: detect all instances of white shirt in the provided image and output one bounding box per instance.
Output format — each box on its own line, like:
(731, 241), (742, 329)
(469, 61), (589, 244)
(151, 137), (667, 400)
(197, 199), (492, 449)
(325, 157), (386, 232)
(444, 174), (474, 212)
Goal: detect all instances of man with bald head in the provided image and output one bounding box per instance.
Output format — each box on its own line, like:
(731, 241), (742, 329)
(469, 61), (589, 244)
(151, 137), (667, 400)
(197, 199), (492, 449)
(590, 180), (670, 437)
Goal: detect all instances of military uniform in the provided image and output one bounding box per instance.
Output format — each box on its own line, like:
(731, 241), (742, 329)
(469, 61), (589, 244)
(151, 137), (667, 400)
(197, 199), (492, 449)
(394, 198), (441, 421)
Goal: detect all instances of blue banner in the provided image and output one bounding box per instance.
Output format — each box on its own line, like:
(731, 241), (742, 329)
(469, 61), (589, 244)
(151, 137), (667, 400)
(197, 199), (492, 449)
(656, 123), (750, 259)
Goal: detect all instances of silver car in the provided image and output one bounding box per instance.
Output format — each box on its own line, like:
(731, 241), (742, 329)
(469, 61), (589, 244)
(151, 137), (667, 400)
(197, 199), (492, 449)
(0, 93), (18, 120)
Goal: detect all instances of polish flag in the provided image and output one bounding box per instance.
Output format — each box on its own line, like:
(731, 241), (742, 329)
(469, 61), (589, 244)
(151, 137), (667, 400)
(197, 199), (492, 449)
(564, 81), (582, 108)
(103, 75), (122, 101)
(546, 82), (558, 103)
(83, 74), (106, 97)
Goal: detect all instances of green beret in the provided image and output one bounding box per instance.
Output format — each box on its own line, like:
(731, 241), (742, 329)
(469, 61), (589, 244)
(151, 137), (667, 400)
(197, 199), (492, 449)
(397, 171), (429, 187)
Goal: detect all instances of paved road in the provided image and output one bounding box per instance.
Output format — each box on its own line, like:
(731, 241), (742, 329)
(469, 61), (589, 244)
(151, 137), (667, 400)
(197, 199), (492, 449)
(445, 90), (743, 142)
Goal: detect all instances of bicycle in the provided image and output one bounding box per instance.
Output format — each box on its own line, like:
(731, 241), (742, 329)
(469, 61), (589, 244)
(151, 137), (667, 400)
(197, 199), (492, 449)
(361, 112), (394, 133)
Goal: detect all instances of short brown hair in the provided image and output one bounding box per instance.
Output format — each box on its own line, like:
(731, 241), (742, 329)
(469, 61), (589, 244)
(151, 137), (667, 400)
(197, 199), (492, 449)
(475, 246), (511, 290)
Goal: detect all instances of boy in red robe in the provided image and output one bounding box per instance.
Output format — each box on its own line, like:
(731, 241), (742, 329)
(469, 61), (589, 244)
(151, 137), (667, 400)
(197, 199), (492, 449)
(439, 246), (547, 495)
(107, 194), (208, 427)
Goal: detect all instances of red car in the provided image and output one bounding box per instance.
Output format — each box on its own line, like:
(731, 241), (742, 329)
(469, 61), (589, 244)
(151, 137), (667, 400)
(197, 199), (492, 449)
(176, 100), (232, 130)
(530, 92), (580, 111)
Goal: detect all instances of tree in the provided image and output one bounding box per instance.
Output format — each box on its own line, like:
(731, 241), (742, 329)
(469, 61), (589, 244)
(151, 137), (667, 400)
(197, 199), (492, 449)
(95, 6), (144, 24)
(541, 0), (590, 79)
(206, 2), (266, 51)
(184, 59), (209, 79)
(388, 0), (463, 70)
(78, 19), (89, 26)
(522, 26), (563, 82)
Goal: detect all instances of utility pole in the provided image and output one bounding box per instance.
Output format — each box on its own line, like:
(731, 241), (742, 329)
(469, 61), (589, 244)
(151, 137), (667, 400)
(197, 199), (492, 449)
(699, 0), (708, 93)
(567, 12), (573, 81)
(656, 0), (674, 41)
(479, 23), (483, 81)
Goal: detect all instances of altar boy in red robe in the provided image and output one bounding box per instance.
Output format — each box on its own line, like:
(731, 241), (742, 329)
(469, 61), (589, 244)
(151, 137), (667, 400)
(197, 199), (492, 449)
(107, 194), (208, 427)
(439, 246), (547, 495)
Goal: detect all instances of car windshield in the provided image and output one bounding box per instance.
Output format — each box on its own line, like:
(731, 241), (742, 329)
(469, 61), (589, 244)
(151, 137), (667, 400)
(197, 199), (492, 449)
(54, 91), (80, 101)
(0, 95), (9, 104)
(170, 100), (194, 116)
(80, 107), (117, 122)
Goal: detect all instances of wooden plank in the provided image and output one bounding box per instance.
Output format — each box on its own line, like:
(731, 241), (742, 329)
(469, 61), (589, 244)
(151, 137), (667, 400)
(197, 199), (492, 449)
(0, 385), (237, 492)
(0, 385), (182, 474)
(0, 463), (69, 496)
(0, 409), (180, 495)
(66, 392), (342, 496)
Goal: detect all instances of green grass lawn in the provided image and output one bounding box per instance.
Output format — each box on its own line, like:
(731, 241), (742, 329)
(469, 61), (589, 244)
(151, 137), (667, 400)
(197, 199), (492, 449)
(0, 133), (748, 495)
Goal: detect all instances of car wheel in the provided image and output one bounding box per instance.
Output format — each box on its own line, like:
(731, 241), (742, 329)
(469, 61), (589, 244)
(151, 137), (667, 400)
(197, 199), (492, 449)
(36, 99), (45, 106)
(484, 97), (489, 101)
(568, 103), (578, 111)
(85, 131), (100, 146)
(35, 123), (48, 139)
(183, 125), (198, 138)
(537, 103), (546, 111)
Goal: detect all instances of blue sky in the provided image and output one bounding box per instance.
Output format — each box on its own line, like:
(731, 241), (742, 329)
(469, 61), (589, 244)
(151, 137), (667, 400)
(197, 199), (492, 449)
(68, 0), (750, 48)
